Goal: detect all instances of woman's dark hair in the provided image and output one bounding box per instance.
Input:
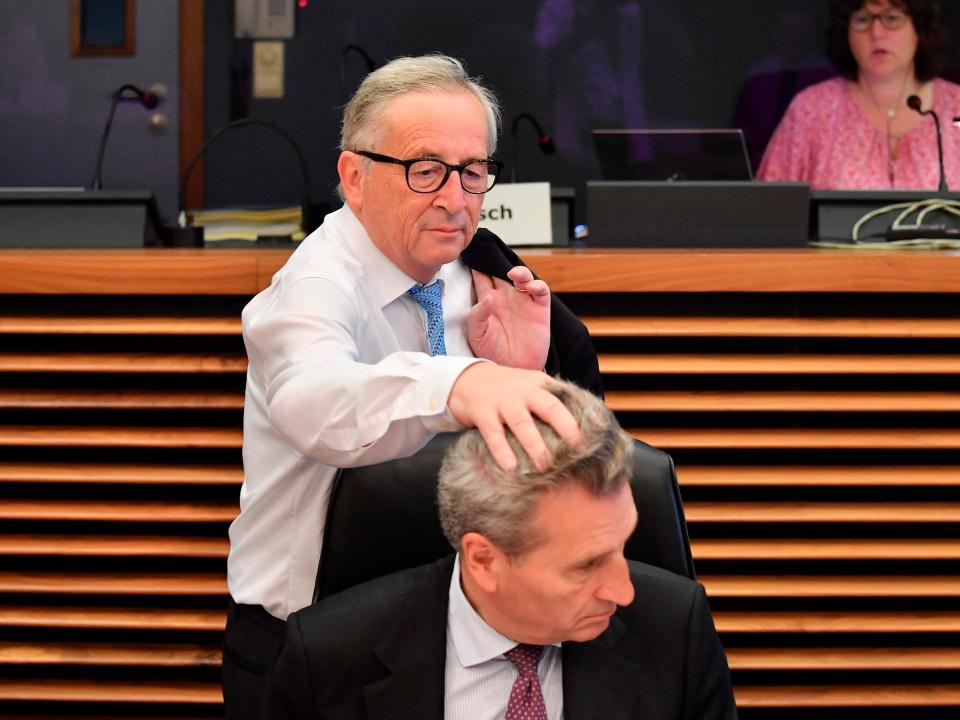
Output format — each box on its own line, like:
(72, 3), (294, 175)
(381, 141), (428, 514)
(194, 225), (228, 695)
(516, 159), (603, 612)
(826, 0), (946, 82)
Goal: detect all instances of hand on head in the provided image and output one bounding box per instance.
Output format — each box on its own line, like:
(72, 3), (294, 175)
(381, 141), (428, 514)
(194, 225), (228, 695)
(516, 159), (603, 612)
(467, 266), (551, 370)
(447, 363), (583, 471)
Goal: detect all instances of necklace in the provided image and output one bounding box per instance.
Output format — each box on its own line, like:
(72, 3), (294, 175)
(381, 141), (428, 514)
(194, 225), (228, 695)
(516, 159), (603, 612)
(859, 74), (912, 186)
(860, 73), (912, 120)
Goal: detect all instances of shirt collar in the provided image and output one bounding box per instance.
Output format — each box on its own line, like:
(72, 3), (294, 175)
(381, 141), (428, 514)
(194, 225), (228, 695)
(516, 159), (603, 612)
(337, 204), (450, 309)
(447, 554), (518, 668)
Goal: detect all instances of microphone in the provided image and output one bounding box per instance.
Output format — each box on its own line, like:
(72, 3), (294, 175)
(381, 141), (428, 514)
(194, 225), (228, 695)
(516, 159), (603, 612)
(340, 44), (377, 101)
(90, 84), (164, 190)
(178, 118), (313, 245)
(510, 113), (556, 182)
(907, 94), (948, 192)
(134, 88), (159, 109)
(116, 83), (162, 109)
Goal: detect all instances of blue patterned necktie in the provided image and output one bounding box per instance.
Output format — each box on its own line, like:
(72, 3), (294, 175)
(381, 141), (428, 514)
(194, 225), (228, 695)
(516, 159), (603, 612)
(407, 281), (447, 356)
(504, 644), (548, 720)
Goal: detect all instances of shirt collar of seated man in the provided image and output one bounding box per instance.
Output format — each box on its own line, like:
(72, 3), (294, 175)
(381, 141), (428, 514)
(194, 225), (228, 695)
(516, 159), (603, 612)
(439, 381), (639, 646)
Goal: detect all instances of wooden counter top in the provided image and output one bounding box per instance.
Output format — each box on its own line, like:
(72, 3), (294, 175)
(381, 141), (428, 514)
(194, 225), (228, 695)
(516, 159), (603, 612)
(1, 247), (958, 295)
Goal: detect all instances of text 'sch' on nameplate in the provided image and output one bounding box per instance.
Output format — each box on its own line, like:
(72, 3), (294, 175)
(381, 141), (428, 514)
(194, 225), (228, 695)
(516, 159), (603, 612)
(479, 182), (552, 246)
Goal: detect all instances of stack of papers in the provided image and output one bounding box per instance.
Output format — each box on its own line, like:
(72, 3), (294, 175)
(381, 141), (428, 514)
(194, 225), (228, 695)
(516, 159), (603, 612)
(188, 206), (304, 242)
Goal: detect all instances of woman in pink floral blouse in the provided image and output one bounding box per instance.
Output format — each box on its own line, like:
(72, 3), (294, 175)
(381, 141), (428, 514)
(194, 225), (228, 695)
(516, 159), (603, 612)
(758, 0), (960, 190)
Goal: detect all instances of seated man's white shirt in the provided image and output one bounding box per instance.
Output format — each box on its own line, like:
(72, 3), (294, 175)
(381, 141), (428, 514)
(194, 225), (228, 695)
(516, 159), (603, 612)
(446, 555), (563, 720)
(229, 205), (482, 620)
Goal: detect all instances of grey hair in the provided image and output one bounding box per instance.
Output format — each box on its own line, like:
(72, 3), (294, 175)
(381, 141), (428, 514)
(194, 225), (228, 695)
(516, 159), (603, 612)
(340, 54), (502, 156)
(437, 380), (633, 558)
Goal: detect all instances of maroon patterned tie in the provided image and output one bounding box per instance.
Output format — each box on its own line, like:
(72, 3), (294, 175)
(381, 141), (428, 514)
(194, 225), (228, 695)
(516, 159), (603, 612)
(504, 644), (548, 720)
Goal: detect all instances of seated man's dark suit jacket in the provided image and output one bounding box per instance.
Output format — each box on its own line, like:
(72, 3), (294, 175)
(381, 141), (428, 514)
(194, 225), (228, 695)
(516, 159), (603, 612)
(461, 228), (603, 398)
(266, 555), (738, 720)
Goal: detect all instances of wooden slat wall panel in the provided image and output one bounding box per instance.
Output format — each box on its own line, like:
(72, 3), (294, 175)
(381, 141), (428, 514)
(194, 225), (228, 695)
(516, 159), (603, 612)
(0, 316), (240, 334)
(715, 610), (960, 633)
(0, 353), (247, 373)
(0, 295), (241, 719)
(0, 426), (243, 448)
(0, 680), (223, 703)
(1, 248), (958, 719)
(0, 463), (241, 485)
(693, 538), (960, 559)
(678, 465), (960, 486)
(0, 572), (227, 595)
(576, 289), (960, 720)
(0, 605), (226, 630)
(0, 642), (223, 666)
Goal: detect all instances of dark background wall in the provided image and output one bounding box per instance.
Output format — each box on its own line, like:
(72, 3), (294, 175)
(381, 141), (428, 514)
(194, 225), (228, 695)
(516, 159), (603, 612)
(201, 0), (960, 225)
(1, 1), (957, 227)
(0, 1), (180, 218)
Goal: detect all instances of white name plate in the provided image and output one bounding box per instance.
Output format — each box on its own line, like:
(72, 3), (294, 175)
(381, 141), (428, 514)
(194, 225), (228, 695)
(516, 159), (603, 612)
(479, 181), (552, 246)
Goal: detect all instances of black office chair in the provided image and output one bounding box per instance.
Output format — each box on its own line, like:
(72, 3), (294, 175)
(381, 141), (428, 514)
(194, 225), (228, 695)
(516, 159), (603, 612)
(314, 433), (695, 602)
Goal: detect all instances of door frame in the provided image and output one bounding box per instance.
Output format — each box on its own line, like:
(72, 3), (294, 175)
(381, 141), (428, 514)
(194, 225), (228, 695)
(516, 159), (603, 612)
(179, 0), (204, 210)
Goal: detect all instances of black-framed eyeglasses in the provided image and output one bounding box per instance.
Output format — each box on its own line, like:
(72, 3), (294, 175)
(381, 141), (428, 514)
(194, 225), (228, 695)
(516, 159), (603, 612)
(356, 150), (503, 194)
(849, 8), (909, 32)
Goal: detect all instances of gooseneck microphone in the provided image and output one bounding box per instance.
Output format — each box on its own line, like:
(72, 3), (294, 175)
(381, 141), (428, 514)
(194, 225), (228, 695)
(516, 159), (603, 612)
(91, 84), (162, 190)
(907, 94), (948, 192)
(178, 118), (312, 239)
(340, 44), (377, 102)
(510, 113), (556, 182)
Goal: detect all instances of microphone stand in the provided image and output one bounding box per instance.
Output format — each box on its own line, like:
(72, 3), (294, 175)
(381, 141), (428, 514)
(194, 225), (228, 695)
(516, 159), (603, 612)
(178, 118), (312, 244)
(340, 44), (377, 103)
(510, 113), (556, 183)
(907, 95), (948, 192)
(91, 84), (159, 190)
(932, 112), (947, 193)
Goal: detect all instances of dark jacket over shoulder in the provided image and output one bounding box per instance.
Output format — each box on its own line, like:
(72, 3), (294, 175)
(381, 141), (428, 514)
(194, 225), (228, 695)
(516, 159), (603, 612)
(267, 556), (737, 720)
(461, 228), (603, 397)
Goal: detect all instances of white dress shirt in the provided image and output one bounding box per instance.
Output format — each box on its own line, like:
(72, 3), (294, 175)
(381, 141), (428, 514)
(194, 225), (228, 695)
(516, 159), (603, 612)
(228, 205), (483, 619)
(445, 555), (563, 720)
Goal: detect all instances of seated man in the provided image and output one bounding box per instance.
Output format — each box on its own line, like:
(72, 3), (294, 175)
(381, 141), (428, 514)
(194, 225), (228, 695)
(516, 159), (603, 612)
(267, 380), (738, 719)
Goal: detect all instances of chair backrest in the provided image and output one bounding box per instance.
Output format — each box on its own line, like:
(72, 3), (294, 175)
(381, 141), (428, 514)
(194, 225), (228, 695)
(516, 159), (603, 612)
(314, 434), (695, 602)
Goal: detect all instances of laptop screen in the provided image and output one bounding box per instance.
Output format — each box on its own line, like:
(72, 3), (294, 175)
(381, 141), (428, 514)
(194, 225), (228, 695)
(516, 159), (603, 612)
(592, 129), (754, 182)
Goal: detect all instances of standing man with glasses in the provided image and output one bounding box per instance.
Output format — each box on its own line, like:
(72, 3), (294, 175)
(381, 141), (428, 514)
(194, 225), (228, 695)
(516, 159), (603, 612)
(223, 54), (602, 719)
